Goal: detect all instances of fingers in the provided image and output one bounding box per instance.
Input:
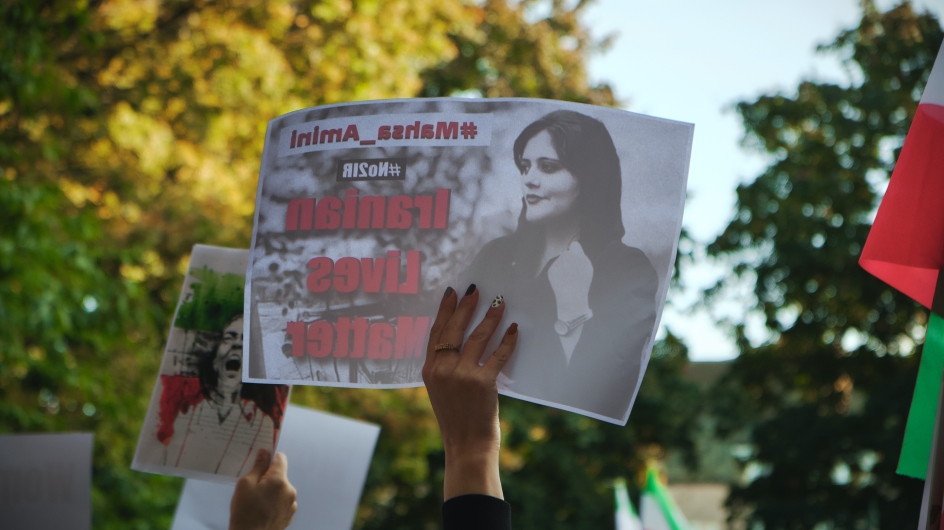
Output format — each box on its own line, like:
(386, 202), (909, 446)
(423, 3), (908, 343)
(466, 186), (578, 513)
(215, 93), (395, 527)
(460, 295), (506, 366)
(243, 448), (270, 483)
(438, 284), (479, 350)
(264, 451), (289, 481)
(425, 287), (458, 374)
(426, 288), (457, 353)
(482, 323), (518, 379)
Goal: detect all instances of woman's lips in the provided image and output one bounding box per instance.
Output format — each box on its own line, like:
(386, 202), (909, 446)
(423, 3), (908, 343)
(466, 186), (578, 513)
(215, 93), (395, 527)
(526, 194), (546, 204)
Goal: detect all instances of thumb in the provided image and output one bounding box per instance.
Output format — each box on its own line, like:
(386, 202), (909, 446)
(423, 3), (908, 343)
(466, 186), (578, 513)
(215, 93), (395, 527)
(244, 448), (271, 483)
(263, 452), (289, 482)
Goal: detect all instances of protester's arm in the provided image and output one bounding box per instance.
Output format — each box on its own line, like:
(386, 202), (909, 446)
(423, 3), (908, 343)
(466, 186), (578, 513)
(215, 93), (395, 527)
(229, 449), (297, 530)
(423, 284), (517, 529)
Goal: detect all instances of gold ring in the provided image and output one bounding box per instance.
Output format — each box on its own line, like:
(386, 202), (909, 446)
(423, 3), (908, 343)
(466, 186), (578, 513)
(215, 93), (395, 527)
(434, 343), (459, 352)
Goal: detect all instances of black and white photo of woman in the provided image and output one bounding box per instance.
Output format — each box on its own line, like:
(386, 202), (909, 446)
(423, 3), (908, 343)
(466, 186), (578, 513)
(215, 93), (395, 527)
(461, 110), (659, 421)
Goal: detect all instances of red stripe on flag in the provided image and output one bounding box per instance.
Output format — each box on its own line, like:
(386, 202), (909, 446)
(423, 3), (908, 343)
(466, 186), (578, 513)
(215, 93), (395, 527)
(860, 103), (944, 308)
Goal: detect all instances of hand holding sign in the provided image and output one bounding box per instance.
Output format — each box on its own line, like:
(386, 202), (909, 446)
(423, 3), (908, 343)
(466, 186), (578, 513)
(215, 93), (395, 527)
(230, 450), (297, 530)
(423, 286), (518, 500)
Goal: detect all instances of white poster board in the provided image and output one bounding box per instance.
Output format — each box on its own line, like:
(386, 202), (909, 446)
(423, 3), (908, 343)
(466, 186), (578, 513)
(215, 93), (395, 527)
(245, 98), (692, 424)
(133, 245), (290, 483)
(0, 432), (94, 530)
(170, 404), (380, 530)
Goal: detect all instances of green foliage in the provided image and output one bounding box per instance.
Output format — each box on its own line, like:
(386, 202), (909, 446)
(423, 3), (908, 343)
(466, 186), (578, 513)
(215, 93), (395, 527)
(2, 0), (694, 528)
(500, 333), (701, 528)
(419, 0), (617, 105)
(706, 2), (943, 527)
(1, 2), (183, 528)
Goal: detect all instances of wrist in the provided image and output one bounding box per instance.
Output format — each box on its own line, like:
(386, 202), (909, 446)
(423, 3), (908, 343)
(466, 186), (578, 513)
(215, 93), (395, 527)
(444, 450), (503, 500)
(443, 433), (499, 457)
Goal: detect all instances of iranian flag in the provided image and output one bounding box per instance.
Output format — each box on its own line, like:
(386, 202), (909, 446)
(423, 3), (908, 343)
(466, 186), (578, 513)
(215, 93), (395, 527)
(860, 40), (944, 308)
(860, 40), (944, 481)
(614, 478), (642, 530)
(639, 467), (691, 530)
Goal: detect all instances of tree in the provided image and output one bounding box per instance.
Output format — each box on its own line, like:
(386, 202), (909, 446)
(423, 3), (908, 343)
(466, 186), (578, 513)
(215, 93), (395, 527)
(706, 3), (943, 527)
(2, 0), (697, 528)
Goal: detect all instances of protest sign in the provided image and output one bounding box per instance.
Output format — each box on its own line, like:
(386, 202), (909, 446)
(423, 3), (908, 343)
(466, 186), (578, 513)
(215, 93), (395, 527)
(170, 404), (380, 530)
(133, 245), (290, 483)
(245, 98), (692, 424)
(0, 432), (93, 530)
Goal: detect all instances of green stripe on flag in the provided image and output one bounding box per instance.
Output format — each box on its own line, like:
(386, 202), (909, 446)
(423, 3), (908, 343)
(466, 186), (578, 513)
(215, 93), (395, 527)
(898, 312), (944, 478)
(645, 467), (689, 530)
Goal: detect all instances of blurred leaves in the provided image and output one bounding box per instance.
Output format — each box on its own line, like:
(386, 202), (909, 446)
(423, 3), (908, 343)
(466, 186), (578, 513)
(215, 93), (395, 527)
(1, 0), (694, 528)
(706, 3), (942, 528)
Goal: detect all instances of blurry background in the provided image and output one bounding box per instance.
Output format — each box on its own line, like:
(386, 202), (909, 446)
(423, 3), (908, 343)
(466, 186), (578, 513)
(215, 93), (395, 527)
(1, 0), (942, 528)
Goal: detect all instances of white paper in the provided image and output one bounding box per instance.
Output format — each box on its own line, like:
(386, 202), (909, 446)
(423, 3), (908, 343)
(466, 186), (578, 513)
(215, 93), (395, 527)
(133, 245), (290, 483)
(0, 432), (94, 530)
(919, 475), (931, 530)
(919, 41), (944, 107)
(245, 98), (692, 424)
(170, 404), (380, 530)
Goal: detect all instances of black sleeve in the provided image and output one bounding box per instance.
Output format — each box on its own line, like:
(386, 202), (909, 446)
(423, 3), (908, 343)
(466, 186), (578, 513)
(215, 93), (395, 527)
(442, 494), (512, 530)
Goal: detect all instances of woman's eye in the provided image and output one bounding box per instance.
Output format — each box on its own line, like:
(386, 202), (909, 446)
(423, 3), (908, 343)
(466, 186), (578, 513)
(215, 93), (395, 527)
(537, 159), (563, 173)
(519, 161), (531, 175)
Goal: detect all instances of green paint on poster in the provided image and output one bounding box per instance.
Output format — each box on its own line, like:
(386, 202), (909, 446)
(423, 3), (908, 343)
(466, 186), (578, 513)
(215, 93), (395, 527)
(174, 267), (245, 332)
(899, 312), (944, 478)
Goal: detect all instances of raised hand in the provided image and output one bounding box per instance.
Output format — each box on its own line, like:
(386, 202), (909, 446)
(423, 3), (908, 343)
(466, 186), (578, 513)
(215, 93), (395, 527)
(229, 449), (297, 530)
(423, 285), (518, 500)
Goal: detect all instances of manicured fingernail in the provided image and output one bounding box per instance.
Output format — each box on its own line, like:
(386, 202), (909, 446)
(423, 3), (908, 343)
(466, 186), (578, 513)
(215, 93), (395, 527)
(465, 284), (477, 296)
(443, 286), (454, 299)
(508, 323), (518, 335)
(491, 295), (504, 308)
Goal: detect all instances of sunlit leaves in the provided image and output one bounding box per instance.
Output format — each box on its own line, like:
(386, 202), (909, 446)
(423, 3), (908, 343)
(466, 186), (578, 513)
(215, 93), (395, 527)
(1, 0), (640, 528)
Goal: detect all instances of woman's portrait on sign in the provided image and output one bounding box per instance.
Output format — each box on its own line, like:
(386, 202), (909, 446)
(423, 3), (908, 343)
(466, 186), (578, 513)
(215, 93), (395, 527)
(133, 246), (289, 482)
(462, 109), (668, 422)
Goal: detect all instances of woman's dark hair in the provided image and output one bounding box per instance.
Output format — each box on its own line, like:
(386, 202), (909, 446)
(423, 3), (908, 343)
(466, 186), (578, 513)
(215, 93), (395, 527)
(512, 110), (624, 254)
(194, 330), (222, 400)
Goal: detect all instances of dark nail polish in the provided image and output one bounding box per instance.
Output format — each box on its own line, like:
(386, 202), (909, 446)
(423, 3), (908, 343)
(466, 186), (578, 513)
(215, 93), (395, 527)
(508, 323), (518, 335)
(443, 286), (454, 299)
(465, 284), (477, 296)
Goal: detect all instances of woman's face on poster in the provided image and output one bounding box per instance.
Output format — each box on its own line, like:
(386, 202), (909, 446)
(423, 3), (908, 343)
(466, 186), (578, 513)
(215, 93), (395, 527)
(518, 130), (579, 224)
(214, 316), (244, 395)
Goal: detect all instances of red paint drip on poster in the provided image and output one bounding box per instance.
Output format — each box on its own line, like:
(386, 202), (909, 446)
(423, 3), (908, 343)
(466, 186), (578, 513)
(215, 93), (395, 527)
(265, 389), (289, 446)
(157, 375), (204, 445)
